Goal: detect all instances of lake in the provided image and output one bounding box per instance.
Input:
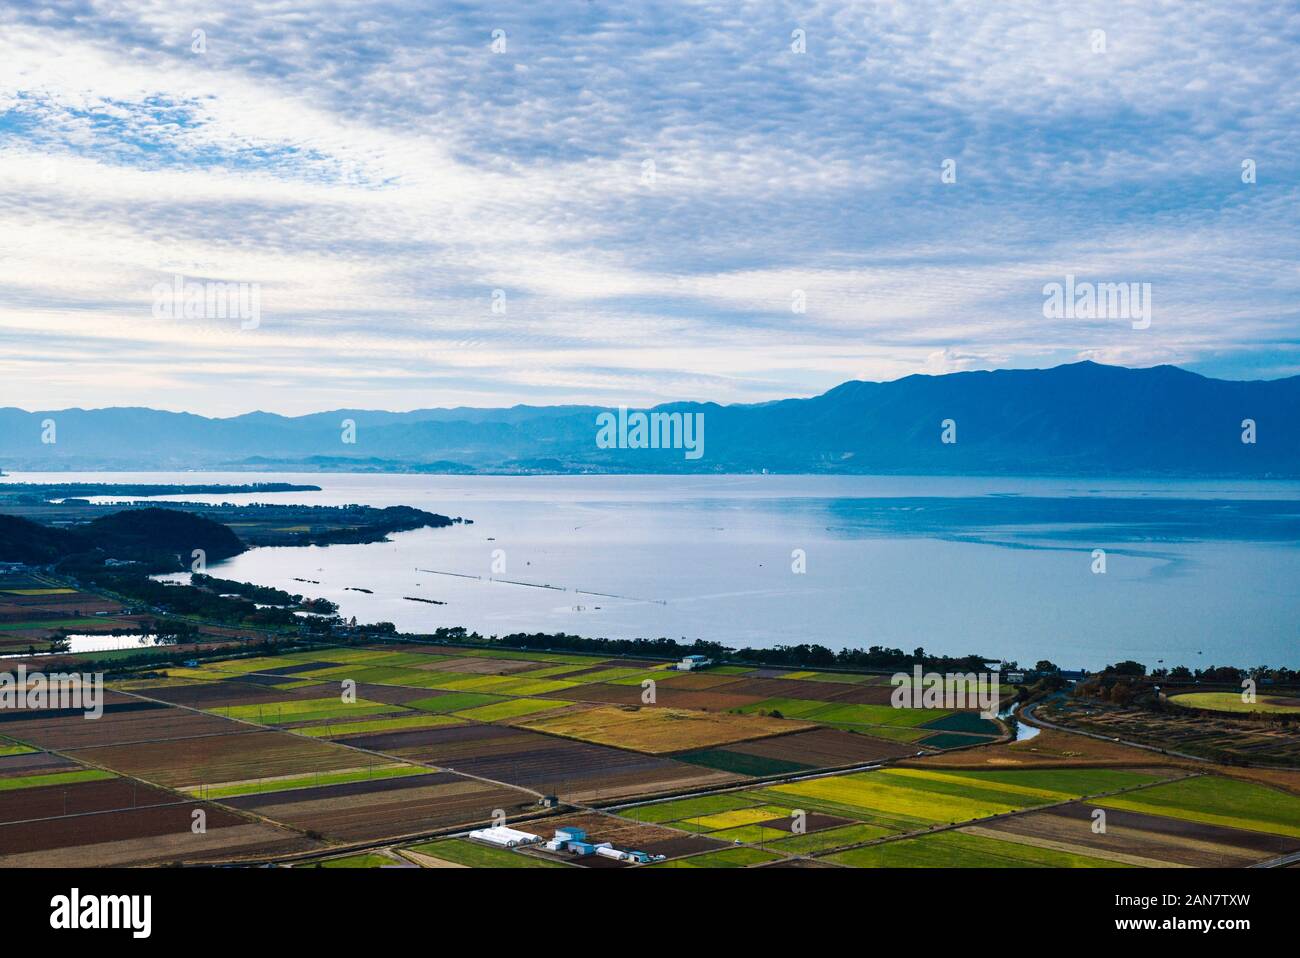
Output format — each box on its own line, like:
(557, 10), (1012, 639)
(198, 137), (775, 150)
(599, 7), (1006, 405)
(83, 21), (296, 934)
(7, 471), (1300, 670)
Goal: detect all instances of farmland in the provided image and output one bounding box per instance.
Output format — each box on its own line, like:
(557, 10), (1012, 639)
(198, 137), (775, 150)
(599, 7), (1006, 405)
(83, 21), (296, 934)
(0, 620), (1296, 869)
(825, 829), (1125, 868)
(1036, 697), (1300, 766)
(602, 764), (1300, 870)
(520, 705), (814, 754)
(1169, 691), (1300, 715)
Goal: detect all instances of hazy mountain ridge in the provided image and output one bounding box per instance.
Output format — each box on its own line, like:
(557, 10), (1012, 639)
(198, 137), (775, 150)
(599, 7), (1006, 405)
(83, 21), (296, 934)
(2, 362), (1297, 476)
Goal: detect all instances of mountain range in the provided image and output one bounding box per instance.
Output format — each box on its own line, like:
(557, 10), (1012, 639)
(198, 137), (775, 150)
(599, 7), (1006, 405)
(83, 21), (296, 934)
(2, 362), (1297, 476)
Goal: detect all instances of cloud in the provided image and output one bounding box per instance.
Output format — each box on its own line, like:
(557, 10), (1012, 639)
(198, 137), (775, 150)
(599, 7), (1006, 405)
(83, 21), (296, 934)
(0, 0), (1298, 414)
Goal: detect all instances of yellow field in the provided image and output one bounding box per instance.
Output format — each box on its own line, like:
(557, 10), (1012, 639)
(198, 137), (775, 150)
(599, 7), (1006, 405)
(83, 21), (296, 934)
(522, 705), (811, 754)
(689, 805), (791, 829)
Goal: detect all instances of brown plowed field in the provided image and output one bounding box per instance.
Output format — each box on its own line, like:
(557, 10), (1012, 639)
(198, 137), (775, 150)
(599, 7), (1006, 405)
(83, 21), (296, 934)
(757, 812), (855, 833)
(657, 673), (748, 691)
(0, 816), (315, 866)
(65, 730), (367, 789)
(971, 802), (1300, 867)
(0, 800), (245, 856)
(724, 727), (917, 766)
(715, 676), (897, 704)
(221, 770), (535, 842)
(901, 727), (1185, 769)
(1, 703), (244, 750)
(0, 777), (180, 824)
(545, 682), (765, 712)
(341, 723), (738, 802)
(130, 680), (332, 709)
(0, 751), (79, 778)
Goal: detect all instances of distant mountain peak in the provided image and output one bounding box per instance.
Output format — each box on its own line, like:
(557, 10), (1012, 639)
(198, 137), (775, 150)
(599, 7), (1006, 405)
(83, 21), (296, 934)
(2, 362), (1296, 476)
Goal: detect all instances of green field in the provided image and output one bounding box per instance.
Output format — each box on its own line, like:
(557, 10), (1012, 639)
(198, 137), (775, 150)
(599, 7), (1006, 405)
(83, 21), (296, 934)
(737, 698), (951, 728)
(1170, 692), (1300, 715)
(433, 674), (581, 696)
(917, 732), (998, 749)
(407, 838), (568, 868)
(708, 824), (789, 843)
(621, 792), (765, 824)
(296, 713), (463, 738)
(1098, 775), (1300, 838)
(765, 822), (893, 854)
(453, 697), (568, 722)
(564, 666), (651, 683)
(0, 742), (38, 757)
(407, 692), (509, 713)
(215, 696), (399, 725)
(920, 712), (1002, 735)
(650, 846), (782, 868)
(307, 853), (405, 868)
(0, 618), (119, 631)
(189, 763), (425, 799)
(0, 768), (115, 792)
(674, 748), (812, 778)
(765, 767), (1167, 831)
(827, 829), (1127, 868)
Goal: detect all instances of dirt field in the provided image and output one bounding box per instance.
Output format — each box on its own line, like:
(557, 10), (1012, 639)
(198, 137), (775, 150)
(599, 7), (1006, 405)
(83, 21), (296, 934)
(0, 776), (180, 824)
(129, 680), (336, 709)
(901, 727), (1184, 769)
(970, 801), (1300, 867)
(428, 656), (545, 675)
(65, 729), (369, 789)
(0, 701), (243, 750)
(724, 727), (919, 765)
(545, 682), (766, 712)
(1040, 699), (1300, 766)
(0, 800), (244, 856)
(340, 723), (739, 801)
(220, 770), (536, 843)
(0, 751), (81, 779)
(0, 815), (315, 866)
(710, 676), (898, 705)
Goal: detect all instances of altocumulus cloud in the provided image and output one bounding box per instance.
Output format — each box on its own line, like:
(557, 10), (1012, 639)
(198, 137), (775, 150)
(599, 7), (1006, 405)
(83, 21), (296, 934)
(0, 0), (1297, 414)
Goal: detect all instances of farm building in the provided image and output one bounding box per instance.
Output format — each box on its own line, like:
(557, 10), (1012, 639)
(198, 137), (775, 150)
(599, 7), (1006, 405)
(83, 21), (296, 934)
(542, 828), (664, 863)
(467, 825), (543, 848)
(677, 654), (712, 671)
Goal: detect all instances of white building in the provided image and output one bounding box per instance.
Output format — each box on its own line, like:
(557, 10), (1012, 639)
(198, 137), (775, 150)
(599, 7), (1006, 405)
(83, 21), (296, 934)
(468, 826), (542, 848)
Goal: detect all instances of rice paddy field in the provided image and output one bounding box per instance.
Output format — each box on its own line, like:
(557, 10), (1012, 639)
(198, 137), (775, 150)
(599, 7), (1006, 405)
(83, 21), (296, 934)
(0, 571), (260, 658)
(603, 765), (1300, 868)
(2, 635), (1298, 868)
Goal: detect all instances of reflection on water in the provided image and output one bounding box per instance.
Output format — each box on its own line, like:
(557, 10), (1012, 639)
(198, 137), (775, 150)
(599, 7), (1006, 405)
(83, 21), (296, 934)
(999, 701), (1041, 742)
(7, 471), (1299, 669)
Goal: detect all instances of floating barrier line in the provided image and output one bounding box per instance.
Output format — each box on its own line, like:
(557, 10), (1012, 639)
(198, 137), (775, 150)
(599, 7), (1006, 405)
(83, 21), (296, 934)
(415, 568), (666, 604)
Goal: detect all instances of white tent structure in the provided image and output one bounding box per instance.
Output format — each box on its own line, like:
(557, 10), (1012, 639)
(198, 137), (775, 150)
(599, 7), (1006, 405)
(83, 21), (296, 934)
(468, 826), (542, 848)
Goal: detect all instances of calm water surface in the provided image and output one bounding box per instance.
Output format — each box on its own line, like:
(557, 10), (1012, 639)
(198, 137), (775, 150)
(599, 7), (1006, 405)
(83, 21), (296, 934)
(7, 472), (1299, 670)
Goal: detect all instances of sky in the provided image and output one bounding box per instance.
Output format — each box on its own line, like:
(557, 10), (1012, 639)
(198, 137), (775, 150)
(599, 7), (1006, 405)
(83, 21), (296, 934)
(0, 0), (1297, 416)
